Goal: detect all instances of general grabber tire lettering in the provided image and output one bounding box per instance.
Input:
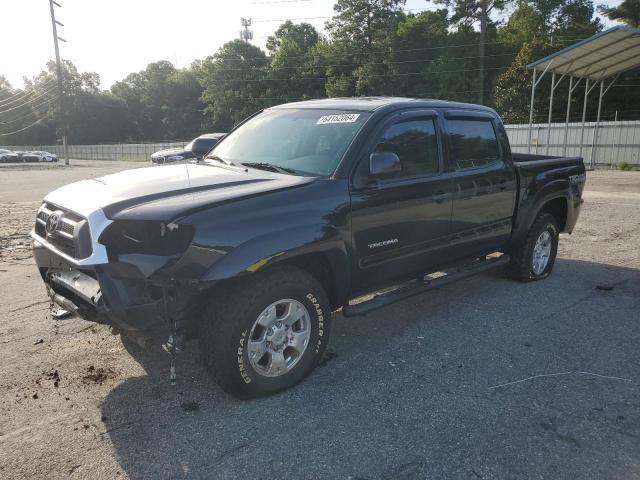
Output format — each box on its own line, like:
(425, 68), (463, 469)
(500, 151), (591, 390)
(507, 212), (559, 282)
(199, 265), (332, 399)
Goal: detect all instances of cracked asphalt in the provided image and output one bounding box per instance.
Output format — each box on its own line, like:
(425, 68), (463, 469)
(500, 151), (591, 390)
(1, 162), (639, 479)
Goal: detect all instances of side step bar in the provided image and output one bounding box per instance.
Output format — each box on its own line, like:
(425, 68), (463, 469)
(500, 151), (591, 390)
(342, 253), (510, 317)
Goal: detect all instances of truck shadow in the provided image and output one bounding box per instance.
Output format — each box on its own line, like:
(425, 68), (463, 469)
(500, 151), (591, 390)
(101, 258), (640, 479)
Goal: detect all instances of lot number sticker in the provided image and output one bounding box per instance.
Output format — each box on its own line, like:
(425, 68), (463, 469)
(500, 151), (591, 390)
(316, 114), (360, 125)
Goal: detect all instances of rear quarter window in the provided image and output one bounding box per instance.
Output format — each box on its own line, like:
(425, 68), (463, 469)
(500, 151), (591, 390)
(447, 119), (500, 170)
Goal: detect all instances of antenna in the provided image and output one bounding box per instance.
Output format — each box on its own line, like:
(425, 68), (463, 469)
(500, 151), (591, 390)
(240, 18), (253, 42)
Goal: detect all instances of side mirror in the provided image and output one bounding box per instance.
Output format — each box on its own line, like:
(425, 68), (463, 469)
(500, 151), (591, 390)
(191, 146), (208, 157)
(369, 152), (401, 177)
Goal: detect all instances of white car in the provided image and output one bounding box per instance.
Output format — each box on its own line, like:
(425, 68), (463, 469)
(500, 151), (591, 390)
(23, 151), (59, 162)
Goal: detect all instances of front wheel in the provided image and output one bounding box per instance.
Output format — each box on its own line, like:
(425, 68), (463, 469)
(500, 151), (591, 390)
(507, 212), (559, 282)
(199, 266), (332, 399)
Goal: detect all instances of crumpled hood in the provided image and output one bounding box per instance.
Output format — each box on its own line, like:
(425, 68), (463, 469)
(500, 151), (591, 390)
(44, 163), (315, 221)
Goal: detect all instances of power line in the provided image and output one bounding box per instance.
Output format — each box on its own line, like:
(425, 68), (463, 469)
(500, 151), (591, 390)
(205, 65), (543, 83)
(212, 51), (519, 72)
(252, 6), (445, 23)
(0, 97), (58, 125)
(0, 86), (58, 115)
(0, 80), (56, 108)
(212, 36), (585, 65)
(0, 115), (50, 136)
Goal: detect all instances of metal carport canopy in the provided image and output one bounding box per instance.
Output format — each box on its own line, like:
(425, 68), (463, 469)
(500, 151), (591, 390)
(524, 26), (640, 164)
(528, 26), (640, 81)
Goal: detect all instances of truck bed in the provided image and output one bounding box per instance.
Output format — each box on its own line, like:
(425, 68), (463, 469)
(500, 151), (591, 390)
(511, 153), (584, 168)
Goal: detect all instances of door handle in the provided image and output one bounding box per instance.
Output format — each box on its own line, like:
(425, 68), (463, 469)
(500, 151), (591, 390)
(498, 178), (509, 191)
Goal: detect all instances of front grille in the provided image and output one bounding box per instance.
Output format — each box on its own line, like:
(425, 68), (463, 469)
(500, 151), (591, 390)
(35, 203), (93, 259)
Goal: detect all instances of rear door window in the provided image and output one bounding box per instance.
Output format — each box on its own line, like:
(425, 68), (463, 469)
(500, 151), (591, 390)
(447, 119), (500, 170)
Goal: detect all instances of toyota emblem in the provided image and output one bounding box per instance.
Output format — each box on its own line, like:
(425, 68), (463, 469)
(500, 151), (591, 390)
(45, 210), (64, 236)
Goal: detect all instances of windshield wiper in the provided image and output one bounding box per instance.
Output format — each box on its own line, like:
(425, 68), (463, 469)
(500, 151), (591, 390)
(241, 162), (296, 175)
(206, 154), (235, 166)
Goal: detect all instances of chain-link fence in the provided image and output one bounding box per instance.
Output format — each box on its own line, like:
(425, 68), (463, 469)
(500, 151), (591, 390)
(1, 142), (187, 162)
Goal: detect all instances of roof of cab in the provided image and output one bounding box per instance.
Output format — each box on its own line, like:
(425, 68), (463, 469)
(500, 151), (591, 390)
(270, 97), (496, 114)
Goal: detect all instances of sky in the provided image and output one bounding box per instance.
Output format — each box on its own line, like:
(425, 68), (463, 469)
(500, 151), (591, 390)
(1, 0), (618, 91)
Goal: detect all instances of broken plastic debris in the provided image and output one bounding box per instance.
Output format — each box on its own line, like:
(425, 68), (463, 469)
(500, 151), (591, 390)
(51, 309), (72, 319)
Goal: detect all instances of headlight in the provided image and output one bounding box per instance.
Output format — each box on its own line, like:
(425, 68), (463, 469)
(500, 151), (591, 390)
(99, 220), (194, 258)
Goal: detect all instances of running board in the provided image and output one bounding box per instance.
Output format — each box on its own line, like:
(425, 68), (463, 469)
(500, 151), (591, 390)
(342, 253), (510, 317)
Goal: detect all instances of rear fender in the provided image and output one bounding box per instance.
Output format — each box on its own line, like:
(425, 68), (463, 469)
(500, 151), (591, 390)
(511, 178), (570, 246)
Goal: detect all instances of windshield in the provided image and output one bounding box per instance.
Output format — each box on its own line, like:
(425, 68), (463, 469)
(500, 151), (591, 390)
(208, 109), (370, 176)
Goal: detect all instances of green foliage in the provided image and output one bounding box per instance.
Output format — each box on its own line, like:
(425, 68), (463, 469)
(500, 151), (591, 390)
(111, 61), (203, 141)
(617, 160), (633, 171)
(268, 23), (324, 101)
(266, 21), (319, 54)
(196, 40), (270, 131)
(1, 60), (131, 145)
(326, 0), (405, 47)
(4, 0), (640, 146)
(598, 0), (640, 28)
(494, 0), (603, 124)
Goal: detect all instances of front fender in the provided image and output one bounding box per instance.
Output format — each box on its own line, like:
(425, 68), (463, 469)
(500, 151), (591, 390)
(200, 223), (350, 301)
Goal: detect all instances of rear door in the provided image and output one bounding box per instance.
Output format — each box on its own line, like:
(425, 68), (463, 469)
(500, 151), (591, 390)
(444, 111), (516, 259)
(349, 110), (453, 293)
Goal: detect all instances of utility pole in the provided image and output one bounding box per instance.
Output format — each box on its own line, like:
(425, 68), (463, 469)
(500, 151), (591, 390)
(48, 0), (69, 165)
(478, 0), (489, 105)
(240, 18), (253, 43)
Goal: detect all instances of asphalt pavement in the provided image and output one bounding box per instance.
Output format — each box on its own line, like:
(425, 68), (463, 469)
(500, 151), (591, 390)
(0, 165), (638, 479)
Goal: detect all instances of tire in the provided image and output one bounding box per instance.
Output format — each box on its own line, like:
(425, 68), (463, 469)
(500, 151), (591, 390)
(507, 212), (559, 282)
(199, 266), (332, 399)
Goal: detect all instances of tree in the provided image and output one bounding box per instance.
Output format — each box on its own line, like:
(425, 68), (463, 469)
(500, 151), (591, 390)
(324, 0), (406, 97)
(111, 61), (203, 141)
(0, 75), (13, 99)
(434, 0), (511, 104)
(196, 40), (270, 131)
(326, 0), (406, 47)
(267, 22), (324, 102)
(598, 0), (640, 28)
(1, 61), (132, 145)
(266, 21), (319, 55)
(495, 1), (602, 124)
(389, 9), (477, 100)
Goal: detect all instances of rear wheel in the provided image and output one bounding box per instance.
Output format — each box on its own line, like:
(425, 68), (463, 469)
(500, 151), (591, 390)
(199, 266), (331, 399)
(507, 212), (559, 282)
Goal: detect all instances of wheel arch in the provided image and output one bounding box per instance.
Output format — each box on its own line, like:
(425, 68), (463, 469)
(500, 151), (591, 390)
(540, 196), (568, 231)
(199, 224), (351, 311)
(510, 185), (570, 248)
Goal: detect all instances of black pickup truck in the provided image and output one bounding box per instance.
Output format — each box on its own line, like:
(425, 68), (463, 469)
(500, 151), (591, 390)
(31, 98), (586, 398)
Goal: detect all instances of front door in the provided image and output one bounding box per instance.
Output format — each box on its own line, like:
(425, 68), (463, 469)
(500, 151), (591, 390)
(349, 110), (453, 294)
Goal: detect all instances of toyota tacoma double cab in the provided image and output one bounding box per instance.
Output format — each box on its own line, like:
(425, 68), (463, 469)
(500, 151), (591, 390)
(31, 98), (586, 399)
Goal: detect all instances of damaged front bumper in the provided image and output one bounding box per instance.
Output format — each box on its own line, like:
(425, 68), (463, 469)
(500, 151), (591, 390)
(33, 238), (165, 332)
